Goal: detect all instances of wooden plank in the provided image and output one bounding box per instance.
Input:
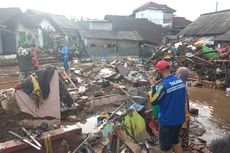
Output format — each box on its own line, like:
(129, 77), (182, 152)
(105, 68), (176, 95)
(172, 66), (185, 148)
(0, 125), (82, 153)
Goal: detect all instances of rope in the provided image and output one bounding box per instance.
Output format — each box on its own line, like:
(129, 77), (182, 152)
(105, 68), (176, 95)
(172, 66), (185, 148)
(44, 134), (53, 153)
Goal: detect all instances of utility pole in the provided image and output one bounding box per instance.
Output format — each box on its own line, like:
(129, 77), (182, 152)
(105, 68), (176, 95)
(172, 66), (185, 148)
(216, 1), (218, 12)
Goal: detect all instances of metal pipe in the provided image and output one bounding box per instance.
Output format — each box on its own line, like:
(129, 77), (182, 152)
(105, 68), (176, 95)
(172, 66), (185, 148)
(22, 127), (42, 148)
(8, 131), (42, 151)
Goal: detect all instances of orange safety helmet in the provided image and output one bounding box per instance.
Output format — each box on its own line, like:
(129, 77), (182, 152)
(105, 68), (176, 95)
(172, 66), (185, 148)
(155, 60), (170, 72)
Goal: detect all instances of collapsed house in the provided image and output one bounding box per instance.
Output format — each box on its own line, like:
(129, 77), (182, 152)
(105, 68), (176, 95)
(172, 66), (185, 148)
(178, 9), (230, 90)
(0, 59), (215, 153)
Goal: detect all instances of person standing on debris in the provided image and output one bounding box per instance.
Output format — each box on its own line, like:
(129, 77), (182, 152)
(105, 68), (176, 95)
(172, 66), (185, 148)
(31, 44), (39, 72)
(176, 67), (190, 151)
(61, 44), (69, 73)
(147, 60), (185, 153)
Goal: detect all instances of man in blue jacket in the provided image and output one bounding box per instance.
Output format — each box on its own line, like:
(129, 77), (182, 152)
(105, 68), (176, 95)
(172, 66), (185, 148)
(148, 60), (185, 153)
(61, 44), (69, 73)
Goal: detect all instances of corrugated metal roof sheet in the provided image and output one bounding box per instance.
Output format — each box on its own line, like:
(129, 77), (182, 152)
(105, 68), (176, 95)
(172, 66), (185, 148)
(173, 17), (192, 28)
(133, 2), (176, 13)
(104, 15), (132, 23)
(79, 30), (143, 41)
(49, 14), (78, 30)
(213, 29), (230, 41)
(113, 18), (163, 44)
(25, 9), (78, 30)
(0, 8), (22, 25)
(180, 9), (230, 36)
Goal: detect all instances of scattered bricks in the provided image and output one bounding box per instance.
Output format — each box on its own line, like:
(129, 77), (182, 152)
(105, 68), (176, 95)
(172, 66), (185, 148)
(198, 137), (207, 143)
(189, 134), (195, 139)
(195, 128), (206, 136)
(138, 80), (149, 86)
(189, 108), (199, 116)
(94, 91), (105, 97)
(201, 147), (212, 153)
(191, 150), (199, 153)
(192, 144), (205, 152)
(116, 65), (130, 76)
(114, 74), (123, 81)
(67, 115), (77, 122)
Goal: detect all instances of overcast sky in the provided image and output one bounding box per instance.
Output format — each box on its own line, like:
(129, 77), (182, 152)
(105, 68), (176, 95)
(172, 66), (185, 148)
(1, 0), (230, 21)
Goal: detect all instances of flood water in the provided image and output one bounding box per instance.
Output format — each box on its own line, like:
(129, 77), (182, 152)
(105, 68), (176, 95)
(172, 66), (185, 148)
(0, 66), (19, 89)
(188, 87), (230, 143)
(73, 87), (230, 144)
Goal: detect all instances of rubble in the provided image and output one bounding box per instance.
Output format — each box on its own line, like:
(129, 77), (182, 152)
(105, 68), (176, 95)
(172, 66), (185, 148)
(146, 38), (230, 90)
(1, 43), (229, 152)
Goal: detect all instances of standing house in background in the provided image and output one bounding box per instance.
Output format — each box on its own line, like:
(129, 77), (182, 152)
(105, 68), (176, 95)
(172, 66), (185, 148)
(133, 1), (176, 28)
(76, 20), (143, 58)
(0, 25), (17, 55)
(0, 8), (21, 54)
(172, 17), (192, 35)
(105, 15), (164, 57)
(25, 9), (78, 51)
(179, 9), (230, 39)
(17, 14), (57, 48)
(179, 9), (230, 60)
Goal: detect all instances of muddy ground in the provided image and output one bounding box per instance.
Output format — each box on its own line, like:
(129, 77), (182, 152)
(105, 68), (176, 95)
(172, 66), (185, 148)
(0, 66), (19, 90)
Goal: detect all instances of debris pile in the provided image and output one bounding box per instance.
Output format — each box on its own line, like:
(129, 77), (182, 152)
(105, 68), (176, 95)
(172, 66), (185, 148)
(146, 38), (230, 90)
(1, 49), (228, 152)
(0, 89), (33, 143)
(57, 59), (215, 153)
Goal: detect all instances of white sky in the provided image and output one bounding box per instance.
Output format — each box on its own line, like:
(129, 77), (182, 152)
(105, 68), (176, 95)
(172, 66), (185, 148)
(1, 0), (230, 21)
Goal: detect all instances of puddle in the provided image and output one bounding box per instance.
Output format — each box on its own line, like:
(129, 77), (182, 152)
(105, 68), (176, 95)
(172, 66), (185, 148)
(188, 87), (230, 144)
(76, 116), (98, 133)
(0, 66), (19, 89)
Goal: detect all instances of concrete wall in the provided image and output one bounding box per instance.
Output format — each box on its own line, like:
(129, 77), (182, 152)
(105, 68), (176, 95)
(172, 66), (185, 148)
(135, 9), (164, 25)
(85, 38), (140, 58)
(37, 28), (44, 47)
(1, 30), (17, 54)
(163, 12), (173, 27)
(15, 23), (33, 47)
(118, 40), (139, 56)
(86, 39), (117, 57)
(0, 32), (3, 54)
(89, 22), (112, 30)
(16, 20), (55, 48)
(135, 9), (173, 27)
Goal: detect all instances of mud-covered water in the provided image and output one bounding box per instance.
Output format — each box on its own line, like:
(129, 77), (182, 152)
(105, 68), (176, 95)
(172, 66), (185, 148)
(0, 66), (19, 89)
(188, 87), (230, 143)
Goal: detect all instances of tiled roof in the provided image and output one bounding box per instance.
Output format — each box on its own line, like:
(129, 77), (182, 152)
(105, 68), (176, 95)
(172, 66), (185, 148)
(173, 17), (192, 28)
(113, 18), (163, 44)
(133, 2), (176, 13)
